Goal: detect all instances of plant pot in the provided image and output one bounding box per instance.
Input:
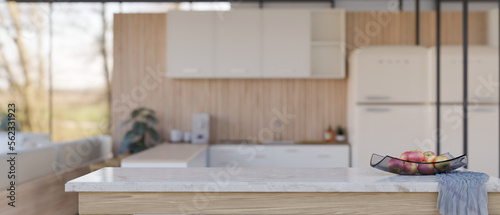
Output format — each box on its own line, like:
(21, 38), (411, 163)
(335, 135), (346, 142)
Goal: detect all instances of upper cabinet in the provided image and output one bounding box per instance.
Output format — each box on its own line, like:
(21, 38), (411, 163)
(215, 11), (261, 78)
(166, 9), (346, 79)
(167, 11), (215, 78)
(262, 10), (310, 78)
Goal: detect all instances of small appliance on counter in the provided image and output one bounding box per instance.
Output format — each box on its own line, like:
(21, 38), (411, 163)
(183, 132), (191, 143)
(170, 129), (183, 143)
(192, 113), (210, 144)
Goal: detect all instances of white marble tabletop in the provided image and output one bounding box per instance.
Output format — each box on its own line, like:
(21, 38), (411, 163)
(121, 143), (207, 167)
(66, 167), (500, 193)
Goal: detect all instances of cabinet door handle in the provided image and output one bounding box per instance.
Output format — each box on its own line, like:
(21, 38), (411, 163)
(317, 154), (331, 159)
(366, 96), (391, 100)
(182, 68), (199, 73)
(473, 107), (496, 112)
(219, 149), (235, 153)
(366, 107), (391, 112)
(473, 95), (494, 101)
(230, 69), (246, 74)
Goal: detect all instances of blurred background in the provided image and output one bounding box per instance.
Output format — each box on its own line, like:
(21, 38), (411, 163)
(0, 1), (230, 142)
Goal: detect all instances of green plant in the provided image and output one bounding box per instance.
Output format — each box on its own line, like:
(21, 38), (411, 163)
(336, 125), (344, 136)
(0, 113), (20, 132)
(0, 113), (8, 131)
(118, 107), (159, 154)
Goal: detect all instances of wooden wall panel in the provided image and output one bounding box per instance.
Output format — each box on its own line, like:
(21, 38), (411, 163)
(112, 12), (487, 154)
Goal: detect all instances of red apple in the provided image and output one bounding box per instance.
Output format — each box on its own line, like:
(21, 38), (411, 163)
(433, 156), (451, 172)
(388, 158), (404, 174)
(403, 162), (418, 175)
(417, 163), (435, 175)
(423, 151), (437, 163)
(399, 151), (410, 161)
(407, 150), (425, 162)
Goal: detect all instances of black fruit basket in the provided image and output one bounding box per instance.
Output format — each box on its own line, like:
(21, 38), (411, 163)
(370, 153), (468, 175)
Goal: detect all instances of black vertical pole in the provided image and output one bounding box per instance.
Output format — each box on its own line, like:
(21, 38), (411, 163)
(259, 0), (263, 9)
(331, 0), (335, 8)
(436, 0), (441, 155)
(463, 0), (469, 168)
(416, 0), (420, 45)
(399, 0), (403, 11)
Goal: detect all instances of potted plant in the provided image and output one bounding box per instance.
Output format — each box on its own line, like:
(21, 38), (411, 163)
(118, 107), (159, 154)
(335, 125), (346, 142)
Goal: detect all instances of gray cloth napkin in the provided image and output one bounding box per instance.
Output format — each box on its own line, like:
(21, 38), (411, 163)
(436, 170), (490, 215)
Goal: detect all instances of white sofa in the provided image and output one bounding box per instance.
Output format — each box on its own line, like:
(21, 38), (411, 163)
(0, 135), (112, 189)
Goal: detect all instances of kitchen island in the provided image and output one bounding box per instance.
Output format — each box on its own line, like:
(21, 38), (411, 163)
(66, 167), (500, 215)
(120, 143), (208, 167)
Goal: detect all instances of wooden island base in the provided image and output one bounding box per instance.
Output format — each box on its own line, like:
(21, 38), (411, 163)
(79, 192), (500, 215)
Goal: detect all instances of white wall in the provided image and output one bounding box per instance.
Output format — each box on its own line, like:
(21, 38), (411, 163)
(231, 0), (499, 12)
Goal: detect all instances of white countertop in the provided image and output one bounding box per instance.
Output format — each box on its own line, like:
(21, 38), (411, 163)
(120, 143), (207, 167)
(66, 167), (500, 193)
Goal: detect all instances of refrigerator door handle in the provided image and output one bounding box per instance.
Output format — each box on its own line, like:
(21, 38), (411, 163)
(472, 107), (496, 112)
(365, 96), (391, 100)
(365, 107), (391, 112)
(472, 95), (494, 101)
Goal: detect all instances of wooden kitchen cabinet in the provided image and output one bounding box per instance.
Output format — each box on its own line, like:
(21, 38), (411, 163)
(262, 10), (311, 78)
(167, 11), (215, 78)
(214, 11), (261, 78)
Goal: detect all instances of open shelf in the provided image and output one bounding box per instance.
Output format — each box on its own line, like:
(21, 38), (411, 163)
(311, 44), (345, 78)
(310, 10), (345, 79)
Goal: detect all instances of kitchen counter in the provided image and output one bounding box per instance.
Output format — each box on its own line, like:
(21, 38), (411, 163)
(66, 167), (500, 214)
(120, 143), (207, 167)
(65, 167), (500, 193)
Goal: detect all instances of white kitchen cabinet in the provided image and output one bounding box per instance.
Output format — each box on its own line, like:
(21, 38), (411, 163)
(262, 10), (310, 78)
(352, 105), (433, 167)
(429, 46), (499, 103)
(208, 145), (251, 167)
(438, 105), (499, 177)
(208, 144), (349, 168)
(166, 9), (345, 79)
(469, 106), (499, 177)
(438, 105), (464, 157)
(274, 145), (349, 168)
(167, 11), (215, 78)
(215, 11), (261, 78)
(351, 46), (431, 103)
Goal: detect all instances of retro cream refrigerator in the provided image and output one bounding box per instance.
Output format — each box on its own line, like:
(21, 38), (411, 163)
(348, 46), (435, 168)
